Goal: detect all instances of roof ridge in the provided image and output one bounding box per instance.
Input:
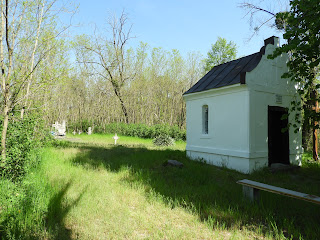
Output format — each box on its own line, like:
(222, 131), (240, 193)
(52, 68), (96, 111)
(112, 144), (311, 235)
(211, 51), (260, 69)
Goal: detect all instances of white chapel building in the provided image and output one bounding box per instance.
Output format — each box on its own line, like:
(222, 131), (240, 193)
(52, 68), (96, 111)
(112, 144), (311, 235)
(183, 36), (302, 173)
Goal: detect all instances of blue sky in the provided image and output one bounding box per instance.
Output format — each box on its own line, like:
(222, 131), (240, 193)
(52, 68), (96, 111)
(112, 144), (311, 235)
(67, 0), (285, 58)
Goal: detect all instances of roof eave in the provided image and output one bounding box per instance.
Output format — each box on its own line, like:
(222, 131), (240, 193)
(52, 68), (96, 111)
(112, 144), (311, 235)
(183, 83), (244, 98)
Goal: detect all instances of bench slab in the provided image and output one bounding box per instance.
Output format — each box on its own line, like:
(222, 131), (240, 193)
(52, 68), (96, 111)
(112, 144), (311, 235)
(237, 179), (320, 205)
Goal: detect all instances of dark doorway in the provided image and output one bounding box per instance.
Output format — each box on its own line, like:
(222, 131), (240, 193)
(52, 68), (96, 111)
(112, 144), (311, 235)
(268, 106), (290, 166)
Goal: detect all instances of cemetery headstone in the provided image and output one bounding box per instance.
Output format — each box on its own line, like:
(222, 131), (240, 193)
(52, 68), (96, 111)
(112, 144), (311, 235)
(52, 120), (66, 136)
(88, 127), (92, 135)
(113, 133), (119, 145)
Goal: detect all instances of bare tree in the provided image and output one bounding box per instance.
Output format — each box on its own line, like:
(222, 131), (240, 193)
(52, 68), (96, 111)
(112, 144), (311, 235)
(239, 0), (289, 40)
(75, 11), (135, 123)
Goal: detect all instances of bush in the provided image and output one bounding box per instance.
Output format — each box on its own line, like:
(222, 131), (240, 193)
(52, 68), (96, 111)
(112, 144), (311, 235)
(68, 119), (94, 133)
(67, 121), (186, 140)
(102, 123), (186, 140)
(152, 135), (175, 146)
(0, 112), (50, 181)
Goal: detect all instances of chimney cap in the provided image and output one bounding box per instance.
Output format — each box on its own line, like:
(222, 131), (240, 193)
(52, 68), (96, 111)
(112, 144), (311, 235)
(264, 36), (279, 46)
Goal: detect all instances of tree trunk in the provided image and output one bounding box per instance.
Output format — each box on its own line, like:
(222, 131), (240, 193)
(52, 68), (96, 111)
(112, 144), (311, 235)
(313, 126), (318, 161)
(114, 89), (129, 123)
(21, 2), (45, 119)
(312, 90), (319, 161)
(119, 97), (129, 123)
(1, 103), (9, 160)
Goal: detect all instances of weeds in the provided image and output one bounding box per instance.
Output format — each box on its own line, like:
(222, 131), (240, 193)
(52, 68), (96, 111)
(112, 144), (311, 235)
(1, 134), (320, 239)
(0, 151), (52, 239)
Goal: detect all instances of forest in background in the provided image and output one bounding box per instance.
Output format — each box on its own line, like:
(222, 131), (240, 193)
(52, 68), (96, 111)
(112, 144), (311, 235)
(15, 11), (206, 133)
(45, 41), (204, 130)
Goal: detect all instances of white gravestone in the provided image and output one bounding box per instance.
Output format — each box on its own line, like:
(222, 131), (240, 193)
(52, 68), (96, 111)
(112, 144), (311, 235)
(52, 120), (66, 136)
(113, 133), (119, 145)
(87, 127), (92, 135)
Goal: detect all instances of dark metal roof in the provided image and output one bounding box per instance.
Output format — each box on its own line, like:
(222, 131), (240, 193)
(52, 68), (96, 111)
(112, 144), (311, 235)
(184, 36), (277, 95)
(184, 52), (262, 95)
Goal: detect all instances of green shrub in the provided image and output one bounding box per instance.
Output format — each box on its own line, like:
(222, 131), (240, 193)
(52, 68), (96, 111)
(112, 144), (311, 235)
(152, 134), (175, 146)
(68, 119), (94, 133)
(103, 123), (186, 140)
(0, 112), (50, 181)
(67, 121), (186, 140)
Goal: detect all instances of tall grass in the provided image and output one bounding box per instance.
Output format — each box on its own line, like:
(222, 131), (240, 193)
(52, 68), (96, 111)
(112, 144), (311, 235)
(1, 134), (320, 239)
(0, 151), (53, 239)
(47, 134), (320, 239)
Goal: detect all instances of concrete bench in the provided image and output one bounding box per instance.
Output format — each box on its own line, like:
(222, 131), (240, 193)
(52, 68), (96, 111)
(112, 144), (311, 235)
(237, 179), (320, 205)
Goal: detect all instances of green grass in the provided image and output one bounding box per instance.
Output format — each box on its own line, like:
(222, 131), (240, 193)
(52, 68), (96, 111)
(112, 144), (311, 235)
(0, 151), (54, 239)
(65, 133), (187, 150)
(2, 134), (320, 239)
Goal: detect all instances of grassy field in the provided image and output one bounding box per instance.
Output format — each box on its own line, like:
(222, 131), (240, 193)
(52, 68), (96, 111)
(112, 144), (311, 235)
(2, 133), (320, 239)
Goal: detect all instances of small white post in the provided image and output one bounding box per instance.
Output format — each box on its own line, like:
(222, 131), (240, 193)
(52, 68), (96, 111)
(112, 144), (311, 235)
(113, 133), (119, 145)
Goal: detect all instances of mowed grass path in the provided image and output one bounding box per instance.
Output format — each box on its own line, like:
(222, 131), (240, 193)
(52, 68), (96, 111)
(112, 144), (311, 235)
(43, 134), (320, 239)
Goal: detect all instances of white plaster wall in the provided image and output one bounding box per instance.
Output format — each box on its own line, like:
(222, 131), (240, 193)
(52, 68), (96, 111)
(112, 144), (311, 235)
(246, 38), (295, 95)
(246, 38), (302, 166)
(184, 85), (250, 164)
(247, 90), (302, 166)
(184, 37), (302, 173)
(186, 150), (269, 174)
(186, 150), (251, 173)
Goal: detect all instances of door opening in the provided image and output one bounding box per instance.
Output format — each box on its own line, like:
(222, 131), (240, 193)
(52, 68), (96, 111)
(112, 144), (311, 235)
(268, 106), (290, 166)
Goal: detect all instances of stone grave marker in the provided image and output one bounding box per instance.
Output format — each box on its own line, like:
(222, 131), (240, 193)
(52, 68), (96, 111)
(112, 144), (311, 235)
(113, 133), (119, 145)
(52, 120), (66, 136)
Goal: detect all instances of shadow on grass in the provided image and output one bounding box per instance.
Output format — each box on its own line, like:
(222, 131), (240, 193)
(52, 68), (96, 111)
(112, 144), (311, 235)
(68, 143), (320, 239)
(46, 181), (87, 240)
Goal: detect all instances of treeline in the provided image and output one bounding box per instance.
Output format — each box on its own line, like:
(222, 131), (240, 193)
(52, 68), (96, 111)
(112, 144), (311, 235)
(0, 7), (204, 147)
(42, 44), (203, 132)
(35, 13), (204, 133)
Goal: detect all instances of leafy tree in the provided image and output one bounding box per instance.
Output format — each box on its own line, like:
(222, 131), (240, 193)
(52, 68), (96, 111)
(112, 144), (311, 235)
(270, 0), (320, 160)
(0, 0), (72, 161)
(204, 37), (237, 72)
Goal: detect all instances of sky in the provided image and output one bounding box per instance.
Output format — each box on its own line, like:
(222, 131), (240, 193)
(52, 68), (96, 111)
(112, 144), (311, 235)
(64, 0), (287, 59)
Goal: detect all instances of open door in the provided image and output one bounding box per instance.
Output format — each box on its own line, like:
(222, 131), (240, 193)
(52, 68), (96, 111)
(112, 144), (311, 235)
(268, 106), (290, 166)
